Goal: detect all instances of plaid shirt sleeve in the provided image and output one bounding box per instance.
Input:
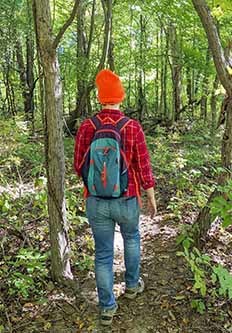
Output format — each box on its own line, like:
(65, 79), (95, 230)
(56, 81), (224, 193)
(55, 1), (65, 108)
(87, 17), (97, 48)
(133, 122), (155, 190)
(74, 119), (94, 176)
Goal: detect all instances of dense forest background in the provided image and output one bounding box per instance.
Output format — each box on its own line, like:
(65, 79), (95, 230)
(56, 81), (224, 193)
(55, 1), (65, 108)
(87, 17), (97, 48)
(1, 0), (231, 127)
(0, 0), (232, 332)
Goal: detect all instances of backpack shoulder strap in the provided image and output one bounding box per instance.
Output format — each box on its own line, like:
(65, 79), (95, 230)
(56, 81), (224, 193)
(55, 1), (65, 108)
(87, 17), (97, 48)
(116, 116), (130, 131)
(90, 115), (102, 130)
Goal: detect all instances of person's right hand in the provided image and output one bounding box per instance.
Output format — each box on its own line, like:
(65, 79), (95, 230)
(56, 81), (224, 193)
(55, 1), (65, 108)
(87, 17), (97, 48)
(146, 187), (157, 218)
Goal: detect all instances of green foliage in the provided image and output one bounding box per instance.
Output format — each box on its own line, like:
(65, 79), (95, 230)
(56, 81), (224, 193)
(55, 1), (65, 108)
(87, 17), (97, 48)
(0, 193), (11, 214)
(212, 265), (232, 299)
(177, 244), (210, 298)
(75, 253), (94, 271)
(190, 299), (206, 315)
(0, 117), (44, 182)
(177, 230), (232, 314)
(8, 248), (49, 299)
(210, 180), (232, 228)
(34, 188), (47, 215)
(148, 125), (220, 222)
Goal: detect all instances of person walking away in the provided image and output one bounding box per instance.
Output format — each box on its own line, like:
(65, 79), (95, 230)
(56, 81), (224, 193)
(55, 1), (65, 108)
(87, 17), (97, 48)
(74, 69), (157, 326)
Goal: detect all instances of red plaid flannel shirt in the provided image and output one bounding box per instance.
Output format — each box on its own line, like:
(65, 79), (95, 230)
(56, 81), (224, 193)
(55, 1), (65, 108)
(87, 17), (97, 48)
(74, 109), (155, 197)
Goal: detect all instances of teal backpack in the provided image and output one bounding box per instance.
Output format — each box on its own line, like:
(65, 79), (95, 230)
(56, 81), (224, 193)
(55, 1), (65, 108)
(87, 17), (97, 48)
(80, 115), (130, 198)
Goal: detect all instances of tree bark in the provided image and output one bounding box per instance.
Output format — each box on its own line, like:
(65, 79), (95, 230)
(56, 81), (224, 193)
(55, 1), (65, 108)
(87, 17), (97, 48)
(159, 25), (168, 120)
(210, 75), (219, 132)
(26, 0), (35, 128)
(32, 0), (79, 284)
(200, 48), (210, 123)
(169, 24), (182, 122)
(15, 38), (35, 121)
(108, 37), (115, 72)
(186, 67), (193, 115)
(97, 0), (112, 72)
(137, 14), (146, 123)
(26, 34), (35, 124)
(192, 0), (232, 94)
(154, 31), (159, 115)
(75, 0), (88, 119)
(191, 0), (232, 246)
(163, 31), (169, 121)
(3, 59), (17, 116)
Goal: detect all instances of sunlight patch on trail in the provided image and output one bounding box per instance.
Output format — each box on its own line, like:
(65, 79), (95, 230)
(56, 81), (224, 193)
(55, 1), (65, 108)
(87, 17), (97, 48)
(114, 213), (178, 268)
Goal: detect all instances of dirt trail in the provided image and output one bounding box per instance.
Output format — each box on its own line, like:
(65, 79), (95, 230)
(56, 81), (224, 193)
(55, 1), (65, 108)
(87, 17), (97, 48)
(15, 213), (230, 333)
(77, 214), (224, 333)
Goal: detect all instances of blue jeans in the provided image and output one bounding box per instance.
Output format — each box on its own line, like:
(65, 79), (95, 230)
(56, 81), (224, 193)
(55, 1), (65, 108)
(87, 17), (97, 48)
(86, 196), (140, 310)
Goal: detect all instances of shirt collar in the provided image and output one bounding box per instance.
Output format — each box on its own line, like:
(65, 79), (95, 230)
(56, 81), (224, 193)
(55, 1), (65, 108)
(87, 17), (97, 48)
(99, 108), (124, 116)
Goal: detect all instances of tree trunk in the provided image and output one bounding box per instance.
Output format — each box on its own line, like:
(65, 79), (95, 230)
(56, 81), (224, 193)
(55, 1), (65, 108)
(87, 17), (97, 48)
(3, 61), (16, 116)
(169, 24), (182, 122)
(67, 0), (112, 133)
(193, 101), (232, 246)
(108, 11), (115, 72)
(15, 38), (35, 122)
(163, 31), (169, 122)
(186, 67), (193, 114)
(192, 0), (232, 93)
(137, 14), (146, 122)
(210, 75), (219, 132)
(200, 48), (210, 123)
(191, 0), (232, 246)
(32, 0), (76, 283)
(26, 0), (35, 129)
(108, 38), (115, 72)
(159, 26), (165, 118)
(97, 0), (112, 72)
(158, 26), (169, 122)
(26, 34), (35, 124)
(154, 31), (159, 115)
(75, 0), (89, 119)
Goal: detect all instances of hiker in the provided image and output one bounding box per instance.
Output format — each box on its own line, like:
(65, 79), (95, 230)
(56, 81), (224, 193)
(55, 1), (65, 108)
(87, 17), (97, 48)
(74, 69), (157, 326)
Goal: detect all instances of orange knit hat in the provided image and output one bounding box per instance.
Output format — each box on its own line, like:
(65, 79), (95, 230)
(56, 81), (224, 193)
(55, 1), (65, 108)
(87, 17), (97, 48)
(95, 69), (125, 104)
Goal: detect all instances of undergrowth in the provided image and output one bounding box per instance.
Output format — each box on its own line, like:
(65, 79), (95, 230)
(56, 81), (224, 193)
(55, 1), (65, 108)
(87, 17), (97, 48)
(0, 116), (230, 324)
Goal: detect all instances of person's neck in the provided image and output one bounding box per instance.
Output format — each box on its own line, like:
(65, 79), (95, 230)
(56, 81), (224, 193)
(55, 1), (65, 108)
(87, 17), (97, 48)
(102, 104), (120, 110)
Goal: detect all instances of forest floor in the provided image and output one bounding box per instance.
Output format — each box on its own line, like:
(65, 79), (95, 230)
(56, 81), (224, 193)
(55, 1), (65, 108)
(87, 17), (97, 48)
(9, 209), (232, 333)
(1, 118), (232, 333)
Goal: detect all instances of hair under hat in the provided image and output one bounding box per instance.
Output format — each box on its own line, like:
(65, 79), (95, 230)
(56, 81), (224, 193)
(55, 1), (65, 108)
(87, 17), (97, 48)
(95, 69), (125, 104)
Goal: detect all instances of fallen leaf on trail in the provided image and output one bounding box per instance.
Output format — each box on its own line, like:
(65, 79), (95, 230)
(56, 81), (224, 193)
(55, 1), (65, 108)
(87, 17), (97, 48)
(168, 310), (176, 321)
(172, 295), (186, 300)
(44, 322), (51, 330)
(182, 317), (189, 325)
(23, 302), (34, 308)
(159, 255), (170, 259)
(10, 316), (21, 322)
(160, 280), (168, 285)
(79, 322), (85, 329)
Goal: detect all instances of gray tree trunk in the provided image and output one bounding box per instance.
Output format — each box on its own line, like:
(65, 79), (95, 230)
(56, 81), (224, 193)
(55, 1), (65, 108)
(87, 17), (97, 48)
(154, 31), (159, 116)
(137, 14), (146, 122)
(3, 60), (16, 116)
(191, 0), (232, 246)
(169, 24), (182, 122)
(210, 75), (219, 132)
(200, 48), (210, 123)
(32, 0), (79, 283)
(15, 37), (35, 122)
